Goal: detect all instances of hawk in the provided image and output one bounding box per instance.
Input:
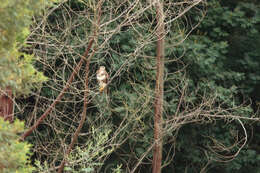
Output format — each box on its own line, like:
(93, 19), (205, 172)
(96, 66), (109, 93)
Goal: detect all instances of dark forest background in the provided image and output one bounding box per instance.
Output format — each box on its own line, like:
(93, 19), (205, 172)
(0, 0), (259, 172)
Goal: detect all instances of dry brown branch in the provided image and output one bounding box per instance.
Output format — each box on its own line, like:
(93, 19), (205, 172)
(57, 1), (104, 172)
(20, 37), (94, 141)
(161, 85), (260, 169)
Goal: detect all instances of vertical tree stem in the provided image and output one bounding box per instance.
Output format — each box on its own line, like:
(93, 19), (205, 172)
(152, 0), (165, 173)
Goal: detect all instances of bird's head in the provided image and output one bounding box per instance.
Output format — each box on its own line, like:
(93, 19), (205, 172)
(100, 66), (106, 70)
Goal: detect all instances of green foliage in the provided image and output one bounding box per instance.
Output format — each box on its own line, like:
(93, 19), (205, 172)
(66, 127), (113, 173)
(0, 118), (34, 173)
(0, 0), (48, 95)
(111, 164), (123, 173)
(15, 0), (260, 172)
(197, 0), (260, 99)
(163, 0), (260, 172)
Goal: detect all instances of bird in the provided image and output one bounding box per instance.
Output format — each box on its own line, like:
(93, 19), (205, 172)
(96, 66), (109, 93)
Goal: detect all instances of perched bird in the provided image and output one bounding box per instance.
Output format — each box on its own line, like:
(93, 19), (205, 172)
(96, 66), (109, 93)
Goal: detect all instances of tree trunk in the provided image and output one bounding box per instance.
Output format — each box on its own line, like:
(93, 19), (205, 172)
(0, 87), (14, 122)
(152, 0), (165, 173)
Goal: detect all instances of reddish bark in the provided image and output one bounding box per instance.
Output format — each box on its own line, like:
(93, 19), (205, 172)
(152, 1), (165, 173)
(0, 87), (14, 122)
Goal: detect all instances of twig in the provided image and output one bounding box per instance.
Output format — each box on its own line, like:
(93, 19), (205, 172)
(20, 35), (94, 141)
(57, 1), (103, 172)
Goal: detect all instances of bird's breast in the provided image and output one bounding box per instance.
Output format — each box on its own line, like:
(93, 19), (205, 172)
(97, 75), (106, 81)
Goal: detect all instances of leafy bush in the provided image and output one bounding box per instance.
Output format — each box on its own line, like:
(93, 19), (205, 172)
(0, 0), (48, 95)
(0, 118), (34, 173)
